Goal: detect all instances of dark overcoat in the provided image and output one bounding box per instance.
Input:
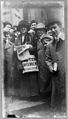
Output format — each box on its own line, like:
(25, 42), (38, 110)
(38, 46), (52, 93)
(45, 38), (65, 103)
(4, 38), (14, 96)
(14, 33), (39, 97)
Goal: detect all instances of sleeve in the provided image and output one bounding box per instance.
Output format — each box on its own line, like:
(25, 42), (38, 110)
(28, 36), (37, 57)
(45, 45), (54, 72)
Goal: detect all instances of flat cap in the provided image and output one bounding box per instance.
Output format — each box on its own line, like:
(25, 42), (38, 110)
(41, 34), (53, 42)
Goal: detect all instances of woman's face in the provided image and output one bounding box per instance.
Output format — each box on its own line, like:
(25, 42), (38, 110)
(21, 27), (27, 34)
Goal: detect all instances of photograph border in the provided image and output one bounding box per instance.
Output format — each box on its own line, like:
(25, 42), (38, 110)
(0, 0), (67, 118)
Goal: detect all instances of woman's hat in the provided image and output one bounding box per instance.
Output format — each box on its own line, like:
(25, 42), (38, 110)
(17, 20), (29, 31)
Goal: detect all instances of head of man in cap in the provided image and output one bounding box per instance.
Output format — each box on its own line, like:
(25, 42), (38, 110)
(36, 23), (46, 38)
(46, 20), (62, 40)
(17, 20), (29, 35)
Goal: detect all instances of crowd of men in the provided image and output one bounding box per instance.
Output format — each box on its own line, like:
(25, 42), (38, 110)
(3, 19), (65, 109)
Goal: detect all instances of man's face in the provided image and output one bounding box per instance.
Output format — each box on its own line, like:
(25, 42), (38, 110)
(49, 24), (60, 37)
(37, 29), (45, 38)
(31, 23), (37, 30)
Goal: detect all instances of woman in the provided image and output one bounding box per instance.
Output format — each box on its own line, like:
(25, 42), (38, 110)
(14, 20), (39, 98)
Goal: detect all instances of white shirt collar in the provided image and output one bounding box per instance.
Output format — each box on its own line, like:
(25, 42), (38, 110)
(58, 32), (65, 40)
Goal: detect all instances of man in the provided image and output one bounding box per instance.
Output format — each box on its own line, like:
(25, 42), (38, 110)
(45, 21), (65, 108)
(36, 23), (51, 97)
(3, 22), (14, 96)
(38, 34), (53, 98)
(36, 22), (46, 52)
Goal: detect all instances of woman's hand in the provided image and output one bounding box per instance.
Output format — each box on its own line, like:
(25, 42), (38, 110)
(49, 65), (54, 72)
(53, 62), (57, 71)
(25, 44), (33, 49)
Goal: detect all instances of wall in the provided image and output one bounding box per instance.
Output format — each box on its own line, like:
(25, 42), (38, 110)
(2, 1), (64, 27)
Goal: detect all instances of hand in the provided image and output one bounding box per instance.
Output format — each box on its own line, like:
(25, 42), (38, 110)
(14, 47), (17, 51)
(29, 45), (33, 49)
(53, 63), (57, 71)
(26, 44), (33, 49)
(49, 66), (54, 72)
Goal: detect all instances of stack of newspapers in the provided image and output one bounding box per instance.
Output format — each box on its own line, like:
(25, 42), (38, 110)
(22, 58), (39, 74)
